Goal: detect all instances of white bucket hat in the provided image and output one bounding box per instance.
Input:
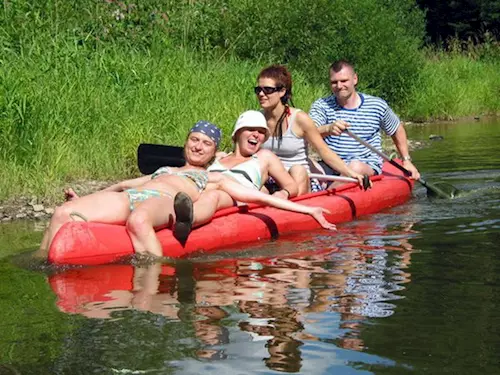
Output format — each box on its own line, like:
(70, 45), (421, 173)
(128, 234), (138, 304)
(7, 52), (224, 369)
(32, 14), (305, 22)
(231, 110), (270, 141)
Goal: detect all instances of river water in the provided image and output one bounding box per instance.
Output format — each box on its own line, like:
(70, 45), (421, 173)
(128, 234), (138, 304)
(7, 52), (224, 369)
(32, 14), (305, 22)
(0, 119), (499, 374)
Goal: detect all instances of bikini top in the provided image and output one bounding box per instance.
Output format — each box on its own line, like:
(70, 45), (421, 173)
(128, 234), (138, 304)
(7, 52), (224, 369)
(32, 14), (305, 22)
(151, 167), (208, 192)
(207, 154), (262, 190)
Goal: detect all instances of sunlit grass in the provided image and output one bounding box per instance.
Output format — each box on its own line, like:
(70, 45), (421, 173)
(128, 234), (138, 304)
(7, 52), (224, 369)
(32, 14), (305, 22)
(0, 43), (323, 201)
(402, 45), (500, 121)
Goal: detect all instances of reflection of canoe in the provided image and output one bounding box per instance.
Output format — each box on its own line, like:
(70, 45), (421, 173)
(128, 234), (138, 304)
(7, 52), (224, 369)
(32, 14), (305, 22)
(48, 162), (414, 266)
(50, 249), (333, 315)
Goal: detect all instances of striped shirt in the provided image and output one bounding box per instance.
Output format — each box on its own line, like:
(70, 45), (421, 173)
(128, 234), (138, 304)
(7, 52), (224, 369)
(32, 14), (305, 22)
(309, 93), (400, 174)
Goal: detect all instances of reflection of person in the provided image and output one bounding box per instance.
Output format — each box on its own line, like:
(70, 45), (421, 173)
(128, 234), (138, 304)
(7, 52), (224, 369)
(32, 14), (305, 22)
(309, 59), (420, 182)
(256, 65), (365, 195)
(238, 301), (304, 373)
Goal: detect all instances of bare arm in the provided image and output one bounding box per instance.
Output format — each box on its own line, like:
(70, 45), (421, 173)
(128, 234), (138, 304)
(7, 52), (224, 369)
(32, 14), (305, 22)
(391, 123), (420, 179)
(102, 175), (152, 192)
(208, 173), (336, 230)
(297, 114), (365, 187)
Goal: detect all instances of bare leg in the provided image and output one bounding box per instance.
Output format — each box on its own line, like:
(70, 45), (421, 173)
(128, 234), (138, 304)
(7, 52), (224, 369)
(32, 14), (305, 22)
(347, 160), (375, 176)
(37, 191), (131, 257)
(289, 165), (310, 195)
(192, 190), (235, 227)
(327, 160), (374, 190)
(126, 195), (176, 257)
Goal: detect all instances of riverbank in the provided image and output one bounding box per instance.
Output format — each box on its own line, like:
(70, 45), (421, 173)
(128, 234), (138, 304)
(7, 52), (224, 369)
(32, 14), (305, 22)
(0, 137), (430, 223)
(0, 180), (111, 223)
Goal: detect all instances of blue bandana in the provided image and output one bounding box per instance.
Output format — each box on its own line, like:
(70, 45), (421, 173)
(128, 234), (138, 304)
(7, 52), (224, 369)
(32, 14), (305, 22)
(189, 120), (222, 148)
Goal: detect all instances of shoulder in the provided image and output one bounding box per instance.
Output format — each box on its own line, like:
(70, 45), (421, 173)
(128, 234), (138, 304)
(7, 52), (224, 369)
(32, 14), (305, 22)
(256, 148), (276, 159)
(311, 95), (336, 109)
(361, 93), (390, 109)
(294, 110), (315, 128)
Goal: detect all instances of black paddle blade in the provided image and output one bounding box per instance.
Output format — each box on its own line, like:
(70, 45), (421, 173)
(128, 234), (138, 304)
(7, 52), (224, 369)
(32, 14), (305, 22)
(424, 180), (459, 199)
(137, 143), (185, 175)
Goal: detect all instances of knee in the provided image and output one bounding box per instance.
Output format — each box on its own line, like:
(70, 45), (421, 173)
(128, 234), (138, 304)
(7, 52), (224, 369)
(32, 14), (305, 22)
(51, 203), (75, 224)
(289, 166), (309, 194)
(126, 211), (152, 236)
(348, 161), (375, 176)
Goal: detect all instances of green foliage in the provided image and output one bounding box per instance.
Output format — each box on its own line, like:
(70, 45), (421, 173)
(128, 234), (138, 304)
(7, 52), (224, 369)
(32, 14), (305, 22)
(159, 0), (426, 104)
(1, 0), (427, 104)
(402, 42), (500, 120)
(0, 0), (498, 200)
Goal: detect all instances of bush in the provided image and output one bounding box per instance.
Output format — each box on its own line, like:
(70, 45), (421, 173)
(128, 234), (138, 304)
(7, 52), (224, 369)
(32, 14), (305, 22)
(1, 0), (426, 104)
(161, 0), (426, 104)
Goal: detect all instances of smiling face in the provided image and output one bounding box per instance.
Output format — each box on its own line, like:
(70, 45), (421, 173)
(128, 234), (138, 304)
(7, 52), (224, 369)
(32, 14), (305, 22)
(184, 132), (217, 167)
(234, 127), (268, 156)
(256, 77), (286, 110)
(329, 66), (358, 103)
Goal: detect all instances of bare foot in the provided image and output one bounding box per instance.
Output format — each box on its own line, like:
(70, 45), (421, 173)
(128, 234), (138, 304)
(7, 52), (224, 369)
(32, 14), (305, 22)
(64, 188), (79, 201)
(311, 207), (337, 230)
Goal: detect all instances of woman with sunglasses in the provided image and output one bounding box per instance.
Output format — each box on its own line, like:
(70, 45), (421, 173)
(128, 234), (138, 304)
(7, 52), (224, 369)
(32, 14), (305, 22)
(255, 65), (365, 195)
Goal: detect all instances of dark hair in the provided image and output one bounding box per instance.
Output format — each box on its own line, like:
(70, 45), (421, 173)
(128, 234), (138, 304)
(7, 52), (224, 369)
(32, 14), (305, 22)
(329, 59), (355, 73)
(257, 65), (294, 148)
(257, 64), (293, 105)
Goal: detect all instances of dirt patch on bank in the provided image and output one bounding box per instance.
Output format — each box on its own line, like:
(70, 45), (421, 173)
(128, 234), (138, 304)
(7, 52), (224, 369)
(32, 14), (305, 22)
(0, 180), (113, 223)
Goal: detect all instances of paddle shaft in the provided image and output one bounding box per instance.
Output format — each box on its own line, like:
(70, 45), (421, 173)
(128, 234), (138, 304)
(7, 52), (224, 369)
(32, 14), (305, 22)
(309, 173), (358, 183)
(137, 143), (369, 188)
(344, 129), (451, 198)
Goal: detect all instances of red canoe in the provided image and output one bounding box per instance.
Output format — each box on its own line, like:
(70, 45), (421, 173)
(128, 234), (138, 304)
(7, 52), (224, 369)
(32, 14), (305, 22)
(48, 162), (414, 266)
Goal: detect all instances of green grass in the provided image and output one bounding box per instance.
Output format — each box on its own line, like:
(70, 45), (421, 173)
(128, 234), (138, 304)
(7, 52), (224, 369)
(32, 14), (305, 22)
(0, 43), (324, 201)
(2, 39), (499, 201)
(401, 45), (500, 121)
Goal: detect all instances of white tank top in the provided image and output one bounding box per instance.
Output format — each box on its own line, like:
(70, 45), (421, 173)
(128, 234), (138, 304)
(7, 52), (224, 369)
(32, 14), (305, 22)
(261, 108), (310, 172)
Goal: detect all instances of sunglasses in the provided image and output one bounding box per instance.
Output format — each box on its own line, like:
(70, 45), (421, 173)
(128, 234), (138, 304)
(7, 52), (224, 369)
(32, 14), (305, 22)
(254, 86), (283, 95)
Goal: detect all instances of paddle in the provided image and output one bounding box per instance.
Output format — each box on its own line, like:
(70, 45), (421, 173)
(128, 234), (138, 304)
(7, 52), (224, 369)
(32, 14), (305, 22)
(137, 143), (185, 174)
(344, 129), (456, 199)
(137, 143), (371, 190)
(310, 173), (371, 190)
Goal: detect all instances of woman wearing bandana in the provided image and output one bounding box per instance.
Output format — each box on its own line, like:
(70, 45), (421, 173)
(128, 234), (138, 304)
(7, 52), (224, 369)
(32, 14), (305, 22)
(38, 118), (335, 259)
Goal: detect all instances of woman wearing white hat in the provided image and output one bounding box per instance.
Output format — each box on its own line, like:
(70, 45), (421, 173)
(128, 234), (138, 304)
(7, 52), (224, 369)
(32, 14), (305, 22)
(178, 110), (301, 237)
(208, 110), (298, 196)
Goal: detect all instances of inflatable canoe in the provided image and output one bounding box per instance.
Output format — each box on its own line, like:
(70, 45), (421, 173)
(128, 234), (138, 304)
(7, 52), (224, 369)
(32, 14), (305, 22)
(48, 162), (414, 266)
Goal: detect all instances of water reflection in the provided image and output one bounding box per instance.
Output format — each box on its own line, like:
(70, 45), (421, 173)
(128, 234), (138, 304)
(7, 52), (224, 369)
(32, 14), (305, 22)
(48, 218), (418, 373)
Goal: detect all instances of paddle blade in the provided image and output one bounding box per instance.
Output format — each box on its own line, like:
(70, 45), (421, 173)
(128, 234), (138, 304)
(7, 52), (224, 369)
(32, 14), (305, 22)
(421, 179), (458, 199)
(137, 144), (185, 175)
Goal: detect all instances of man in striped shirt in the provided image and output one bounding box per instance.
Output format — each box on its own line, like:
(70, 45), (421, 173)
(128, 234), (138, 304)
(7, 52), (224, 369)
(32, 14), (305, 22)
(309, 59), (420, 181)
